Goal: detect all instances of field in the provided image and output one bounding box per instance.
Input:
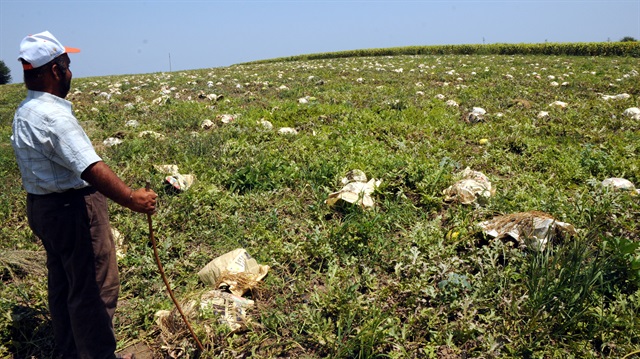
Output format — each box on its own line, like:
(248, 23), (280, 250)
(1, 50), (640, 358)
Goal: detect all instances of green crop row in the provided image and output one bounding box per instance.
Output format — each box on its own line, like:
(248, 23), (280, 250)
(248, 42), (640, 64)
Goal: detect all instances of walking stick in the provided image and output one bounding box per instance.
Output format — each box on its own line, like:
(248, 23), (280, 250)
(145, 182), (205, 352)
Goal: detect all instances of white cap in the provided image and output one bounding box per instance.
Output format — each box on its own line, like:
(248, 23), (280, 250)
(18, 31), (80, 70)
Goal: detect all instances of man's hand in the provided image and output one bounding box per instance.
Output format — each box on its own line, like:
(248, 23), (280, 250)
(129, 187), (158, 214)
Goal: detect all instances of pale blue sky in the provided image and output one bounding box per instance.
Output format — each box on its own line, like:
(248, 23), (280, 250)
(1, 1), (639, 83)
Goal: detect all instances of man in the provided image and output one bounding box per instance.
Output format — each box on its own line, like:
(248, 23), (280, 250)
(11, 31), (157, 359)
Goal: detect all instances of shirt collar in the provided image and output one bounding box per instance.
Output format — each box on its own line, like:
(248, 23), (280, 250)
(26, 90), (73, 110)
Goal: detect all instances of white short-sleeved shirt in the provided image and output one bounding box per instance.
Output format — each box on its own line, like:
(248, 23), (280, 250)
(11, 90), (102, 194)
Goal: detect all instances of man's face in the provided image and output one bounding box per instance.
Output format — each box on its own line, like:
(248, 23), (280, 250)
(54, 54), (72, 98)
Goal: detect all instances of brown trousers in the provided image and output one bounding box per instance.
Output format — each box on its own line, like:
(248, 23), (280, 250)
(27, 187), (120, 359)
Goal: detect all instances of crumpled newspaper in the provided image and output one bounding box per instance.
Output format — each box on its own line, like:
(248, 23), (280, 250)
(154, 164), (180, 176)
(623, 107), (640, 120)
(199, 290), (254, 332)
(154, 164), (196, 192)
(464, 107), (487, 123)
(278, 127), (298, 135)
(258, 119), (273, 130)
(165, 174), (196, 192)
(201, 119), (215, 129)
(601, 93), (631, 101)
(103, 137), (123, 147)
(218, 114), (236, 124)
(325, 170), (381, 208)
(443, 167), (495, 205)
(198, 248), (269, 297)
(112, 227), (126, 260)
(138, 130), (165, 139)
(155, 289), (254, 339)
(478, 211), (577, 251)
(341, 169), (368, 184)
(602, 177), (640, 195)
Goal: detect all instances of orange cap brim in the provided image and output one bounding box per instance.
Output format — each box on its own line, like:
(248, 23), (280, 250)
(21, 46), (80, 70)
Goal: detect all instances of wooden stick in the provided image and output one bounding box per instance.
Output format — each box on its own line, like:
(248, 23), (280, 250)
(146, 182), (204, 352)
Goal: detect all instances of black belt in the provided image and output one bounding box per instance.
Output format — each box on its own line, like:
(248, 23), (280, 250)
(28, 186), (97, 199)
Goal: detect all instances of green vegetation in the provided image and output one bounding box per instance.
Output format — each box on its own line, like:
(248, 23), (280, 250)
(1, 45), (639, 358)
(620, 37), (638, 43)
(247, 41), (640, 64)
(0, 60), (11, 85)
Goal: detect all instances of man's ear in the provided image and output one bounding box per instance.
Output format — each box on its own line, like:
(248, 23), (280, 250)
(51, 63), (65, 80)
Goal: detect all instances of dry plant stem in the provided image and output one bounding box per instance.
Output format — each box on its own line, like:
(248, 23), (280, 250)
(622, 349), (640, 359)
(146, 182), (205, 352)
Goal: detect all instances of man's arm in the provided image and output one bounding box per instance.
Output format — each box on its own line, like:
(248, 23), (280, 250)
(81, 161), (157, 214)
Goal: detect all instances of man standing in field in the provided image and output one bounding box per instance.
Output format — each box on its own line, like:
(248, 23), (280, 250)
(10, 31), (157, 359)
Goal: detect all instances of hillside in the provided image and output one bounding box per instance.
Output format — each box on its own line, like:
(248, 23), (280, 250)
(1, 51), (639, 358)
